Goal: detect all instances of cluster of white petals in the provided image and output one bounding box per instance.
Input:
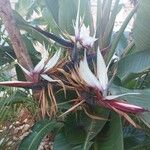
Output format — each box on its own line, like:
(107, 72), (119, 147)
(74, 0), (96, 48)
(19, 42), (61, 82)
(74, 23), (97, 48)
(78, 49), (139, 100)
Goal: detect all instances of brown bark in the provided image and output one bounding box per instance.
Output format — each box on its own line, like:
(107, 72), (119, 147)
(0, 0), (33, 79)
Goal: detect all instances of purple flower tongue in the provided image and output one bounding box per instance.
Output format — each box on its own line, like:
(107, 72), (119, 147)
(104, 100), (147, 114)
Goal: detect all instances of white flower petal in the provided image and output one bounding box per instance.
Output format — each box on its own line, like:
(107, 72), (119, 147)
(97, 49), (108, 91)
(44, 49), (61, 72)
(41, 74), (59, 82)
(79, 24), (97, 47)
(105, 93), (140, 100)
(33, 59), (45, 73)
(80, 24), (90, 39)
(81, 36), (97, 48)
(33, 42), (49, 61)
(78, 50), (102, 90)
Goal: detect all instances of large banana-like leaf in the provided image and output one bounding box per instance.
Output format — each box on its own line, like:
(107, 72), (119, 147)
(54, 109), (109, 150)
(95, 0), (122, 49)
(92, 112), (123, 150)
(41, 7), (60, 34)
(133, 0), (150, 51)
(106, 6), (137, 63)
(13, 11), (51, 44)
(19, 119), (63, 150)
(54, 133), (93, 150)
(44, 0), (59, 24)
(124, 125), (150, 150)
(53, 134), (72, 150)
(58, 0), (77, 34)
(82, 108), (110, 150)
(117, 50), (150, 81)
(16, 0), (35, 17)
(102, 1), (122, 49)
(58, 0), (93, 34)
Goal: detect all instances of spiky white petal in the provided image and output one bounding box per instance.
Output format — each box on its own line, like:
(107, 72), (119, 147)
(79, 24), (90, 39)
(105, 93), (140, 100)
(81, 35), (97, 48)
(33, 59), (45, 73)
(73, 0), (96, 48)
(44, 49), (61, 72)
(41, 74), (59, 82)
(75, 24), (96, 48)
(78, 51), (102, 90)
(33, 42), (49, 61)
(97, 49), (108, 91)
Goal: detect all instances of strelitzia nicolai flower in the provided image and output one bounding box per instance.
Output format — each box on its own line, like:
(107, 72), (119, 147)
(74, 22), (96, 48)
(0, 43), (63, 118)
(73, 0), (97, 48)
(77, 49), (147, 126)
(0, 43), (61, 88)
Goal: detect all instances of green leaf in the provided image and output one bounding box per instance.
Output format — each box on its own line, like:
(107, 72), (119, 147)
(58, 0), (77, 34)
(124, 125), (150, 150)
(19, 25), (51, 44)
(0, 46), (15, 66)
(54, 134), (72, 150)
(93, 112), (123, 150)
(117, 50), (150, 80)
(106, 6), (137, 63)
(58, 0), (93, 34)
(0, 90), (29, 106)
(44, 0), (59, 23)
(82, 108), (109, 150)
(102, 0), (122, 49)
(54, 109), (109, 150)
(14, 11), (51, 44)
(79, 0), (94, 34)
(101, 0), (113, 34)
(16, 0), (35, 16)
(140, 112), (150, 129)
(116, 32), (129, 57)
(54, 133), (93, 150)
(110, 85), (150, 109)
(95, 0), (102, 39)
(0, 90), (34, 123)
(41, 7), (59, 34)
(19, 119), (63, 150)
(133, 0), (150, 52)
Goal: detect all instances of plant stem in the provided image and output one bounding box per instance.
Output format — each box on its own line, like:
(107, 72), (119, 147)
(0, 0), (33, 80)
